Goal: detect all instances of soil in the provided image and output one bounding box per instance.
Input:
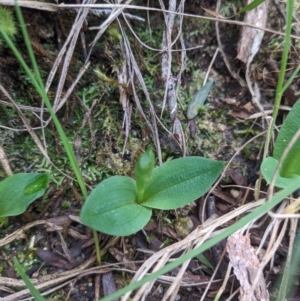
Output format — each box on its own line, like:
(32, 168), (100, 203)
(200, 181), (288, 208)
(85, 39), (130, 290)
(0, 1), (300, 301)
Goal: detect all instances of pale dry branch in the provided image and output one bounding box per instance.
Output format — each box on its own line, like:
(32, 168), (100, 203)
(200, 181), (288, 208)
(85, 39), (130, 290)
(0, 220), (63, 247)
(160, 0), (185, 151)
(161, 244), (193, 301)
(41, 0), (135, 144)
(214, 261), (233, 301)
(119, 21), (162, 164)
(251, 217), (288, 300)
(1, 1), (298, 40)
(0, 100), (48, 113)
(237, 0), (270, 64)
(0, 145), (13, 176)
(116, 31), (132, 154)
(256, 201), (287, 255)
(200, 247), (229, 301)
(52, 0), (92, 112)
(240, 0), (270, 116)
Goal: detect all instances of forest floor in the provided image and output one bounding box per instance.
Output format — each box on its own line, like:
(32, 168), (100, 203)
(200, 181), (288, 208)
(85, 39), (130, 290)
(0, 1), (299, 300)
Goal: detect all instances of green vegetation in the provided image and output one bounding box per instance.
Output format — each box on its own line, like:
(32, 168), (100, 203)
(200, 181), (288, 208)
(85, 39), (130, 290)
(0, 4), (225, 297)
(261, 99), (300, 187)
(14, 257), (46, 301)
(0, 7), (17, 46)
(187, 80), (214, 119)
(80, 147), (224, 236)
(1, 0), (300, 300)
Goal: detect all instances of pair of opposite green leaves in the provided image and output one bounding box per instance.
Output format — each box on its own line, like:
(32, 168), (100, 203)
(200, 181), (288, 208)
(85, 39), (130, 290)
(80, 148), (224, 236)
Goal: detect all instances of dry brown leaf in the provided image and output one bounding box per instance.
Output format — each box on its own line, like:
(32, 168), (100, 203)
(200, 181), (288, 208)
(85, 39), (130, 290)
(202, 7), (225, 19)
(36, 249), (75, 270)
(230, 109), (252, 119)
(243, 101), (255, 112)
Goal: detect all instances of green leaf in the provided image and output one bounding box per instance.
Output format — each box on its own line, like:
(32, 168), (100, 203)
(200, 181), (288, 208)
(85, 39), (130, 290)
(80, 176), (152, 236)
(13, 257), (46, 301)
(142, 157), (224, 210)
(187, 80), (213, 119)
(240, 0), (266, 12)
(260, 157), (299, 188)
(273, 99), (300, 178)
(0, 173), (48, 218)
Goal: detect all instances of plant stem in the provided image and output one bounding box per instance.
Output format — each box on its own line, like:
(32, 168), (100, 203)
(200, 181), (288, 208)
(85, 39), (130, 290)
(93, 230), (101, 265)
(262, 0), (293, 160)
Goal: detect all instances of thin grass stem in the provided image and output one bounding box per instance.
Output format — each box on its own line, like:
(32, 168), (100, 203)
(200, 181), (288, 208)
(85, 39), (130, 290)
(263, 0), (294, 160)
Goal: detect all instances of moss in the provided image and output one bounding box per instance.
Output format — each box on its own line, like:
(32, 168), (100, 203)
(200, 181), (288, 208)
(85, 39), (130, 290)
(0, 7), (17, 43)
(174, 216), (194, 238)
(61, 200), (71, 209)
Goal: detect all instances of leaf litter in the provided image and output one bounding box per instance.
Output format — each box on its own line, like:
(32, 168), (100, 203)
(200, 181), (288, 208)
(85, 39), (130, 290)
(0, 1), (299, 300)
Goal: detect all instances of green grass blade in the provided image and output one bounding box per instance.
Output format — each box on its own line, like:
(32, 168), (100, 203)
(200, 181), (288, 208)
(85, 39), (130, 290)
(13, 257), (46, 301)
(14, 3), (43, 89)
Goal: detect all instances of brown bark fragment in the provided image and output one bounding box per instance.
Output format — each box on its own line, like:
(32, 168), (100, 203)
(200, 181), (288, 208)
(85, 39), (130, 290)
(237, 0), (269, 64)
(227, 232), (269, 301)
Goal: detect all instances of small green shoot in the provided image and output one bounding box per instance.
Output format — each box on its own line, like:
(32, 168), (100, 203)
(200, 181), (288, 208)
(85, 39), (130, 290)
(23, 173), (48, 195)
(187, 80), (214, 119)
(80, 148), (224, 236)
